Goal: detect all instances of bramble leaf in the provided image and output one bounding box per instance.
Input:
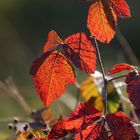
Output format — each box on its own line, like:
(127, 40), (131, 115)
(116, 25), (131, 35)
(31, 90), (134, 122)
(63, 102), (102, 131)
(125, 71), (140, 109)
(43, 30), (63, 53)
(107, 63), (134, 75)
(48, 121), (68, 140)
(30, 51), (75, 107)
(87, 0), (117, 43)
(75, 123), (108, 140)
(106, 112), (139, 140)
(108, 0), (130, 18)
(64, 32), (96, 73)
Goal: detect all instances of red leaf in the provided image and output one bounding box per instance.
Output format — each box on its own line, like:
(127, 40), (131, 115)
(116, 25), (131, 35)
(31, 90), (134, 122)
(43, 30), (63, 53)
(32, 139), (47, 140)
(108, 0), (130, 18)
(107, 63), (134, 75)
(64, 32), (96, 73)
(75, 123), (108, 140)
(63, 102), (102, 131)
(87, 0), (117, 43)
(48, 121), (68, 140)
(125, 71), (140, 109)
(106, 112), (139, 140)
(30, 51), (75, 107)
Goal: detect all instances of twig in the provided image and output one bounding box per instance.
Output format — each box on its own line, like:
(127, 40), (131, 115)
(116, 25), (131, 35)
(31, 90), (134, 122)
(108, 75), (127, 82)
(90, 36), (108, 114)
(0, 77), (32, 115)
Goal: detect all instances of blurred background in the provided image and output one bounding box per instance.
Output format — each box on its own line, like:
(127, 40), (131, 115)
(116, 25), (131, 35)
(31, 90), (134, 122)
(0, 0), (140, 139)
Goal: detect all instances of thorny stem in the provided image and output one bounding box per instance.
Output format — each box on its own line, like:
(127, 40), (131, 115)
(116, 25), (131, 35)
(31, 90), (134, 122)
(90, 36), (108, 115)
(108, 74), (127, 82)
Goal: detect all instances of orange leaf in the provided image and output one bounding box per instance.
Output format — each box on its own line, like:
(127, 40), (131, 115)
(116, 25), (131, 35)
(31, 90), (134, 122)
(108, 0), (130, 18)
(107, 63), (134, 75)
(30, 51), (75, 107)
(87, 0), (117, 43)
(106, 112), (139, 140)
(43, 30), (63, 53)
(64, 32), (96, 73)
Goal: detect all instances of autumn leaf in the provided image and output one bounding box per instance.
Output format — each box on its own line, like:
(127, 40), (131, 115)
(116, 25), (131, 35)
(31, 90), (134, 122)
(30, 51), (75, 107)
(63, 102), (102, 131)
(80, 73), (120, 113)
(106, 112), (139, 140)
(87, 0), (117, 43)
(63, 32), (96, 73)
(107, 63), (134, 75)
(31, 138), (48, 140)
(108, 0), (130, 18)
(75, 123), (108, 140)
(125, 71), (140, 109)
(43, 30), (63, 53)
(16, 130), (48, 140)
(48, 121), (68, 140)
(80, 76), (99, 101)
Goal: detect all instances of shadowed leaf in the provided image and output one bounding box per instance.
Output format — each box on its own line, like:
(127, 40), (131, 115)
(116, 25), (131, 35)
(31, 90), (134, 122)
(108, 0), (130, 18)
(125, 71), (140, 109)
(106, 112), (139, 140)
(64, 32), (96, 73)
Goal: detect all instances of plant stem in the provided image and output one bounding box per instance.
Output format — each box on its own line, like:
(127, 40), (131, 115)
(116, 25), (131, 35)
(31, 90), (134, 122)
(90, 36), (108, 114)
(108, 75), (127, 82)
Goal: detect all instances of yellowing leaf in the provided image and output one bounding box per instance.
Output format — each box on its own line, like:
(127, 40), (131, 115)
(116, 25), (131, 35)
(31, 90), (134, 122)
(80, 75), (120, 113)
(80, 76), (99, 101)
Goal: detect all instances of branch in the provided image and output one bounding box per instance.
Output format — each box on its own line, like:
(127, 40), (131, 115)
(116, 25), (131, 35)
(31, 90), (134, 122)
(108, 75), (127, 82)
(90, 36), (108, 114)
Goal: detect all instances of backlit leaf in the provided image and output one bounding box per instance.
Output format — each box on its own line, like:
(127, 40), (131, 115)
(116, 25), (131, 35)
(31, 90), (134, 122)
(87, 0), (117, 43)
(80, 76), (99, 101)
(75, 123), (108, 140)
(107, 63), (134, 75)
(43, 30), (63, 53)
(64, 32), (96, 73)
(125, 71), (140, 109)
(108, 0), (130, 18)
(63, 102), (102, 131)
(80, 74), (120, 113)
(106, 112), (139, 140)
(30, 51), (75, 107)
